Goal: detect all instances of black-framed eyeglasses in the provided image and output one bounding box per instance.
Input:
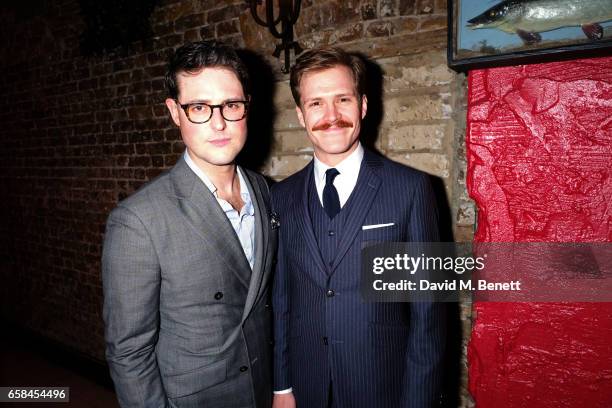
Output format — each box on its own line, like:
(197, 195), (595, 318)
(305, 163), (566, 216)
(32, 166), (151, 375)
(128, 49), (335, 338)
(177, 100), (249, 124)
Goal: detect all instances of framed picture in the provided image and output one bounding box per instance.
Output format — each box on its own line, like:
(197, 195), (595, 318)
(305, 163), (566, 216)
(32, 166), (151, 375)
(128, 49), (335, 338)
(447, 0), (612, 72)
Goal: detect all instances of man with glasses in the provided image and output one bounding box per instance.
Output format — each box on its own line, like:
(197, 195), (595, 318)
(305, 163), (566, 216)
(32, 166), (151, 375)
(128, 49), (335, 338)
(102, 41), (276, 408)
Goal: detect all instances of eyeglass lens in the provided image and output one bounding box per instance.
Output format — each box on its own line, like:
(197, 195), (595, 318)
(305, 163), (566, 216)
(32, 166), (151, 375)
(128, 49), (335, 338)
(186, 101), (246, 123)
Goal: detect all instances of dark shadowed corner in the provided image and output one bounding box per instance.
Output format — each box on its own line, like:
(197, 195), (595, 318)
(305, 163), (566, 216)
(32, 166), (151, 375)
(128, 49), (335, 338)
(236, 49), (277, 174)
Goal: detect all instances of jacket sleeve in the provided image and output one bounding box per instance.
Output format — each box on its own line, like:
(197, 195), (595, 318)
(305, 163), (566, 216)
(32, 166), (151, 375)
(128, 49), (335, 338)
(102, 205), (168, 408)
(271, 190), (292, 391)
(403, 173), (446, 408)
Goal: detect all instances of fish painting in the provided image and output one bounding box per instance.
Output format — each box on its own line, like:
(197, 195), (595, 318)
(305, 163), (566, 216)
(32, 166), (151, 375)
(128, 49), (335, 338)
(467, 0), (612, 45)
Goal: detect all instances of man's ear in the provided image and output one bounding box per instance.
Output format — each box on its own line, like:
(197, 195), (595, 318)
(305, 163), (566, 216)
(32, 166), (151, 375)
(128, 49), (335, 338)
(165, 98), (181, 127)
(360, 94), (368, 119)
(295, 105), (306, 128)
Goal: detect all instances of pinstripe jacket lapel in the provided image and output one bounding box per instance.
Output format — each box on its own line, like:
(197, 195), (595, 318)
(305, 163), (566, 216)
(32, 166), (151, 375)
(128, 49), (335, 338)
(330, 150), (382, 274)
(170, 157), (252, 289)
(296, 162), (328, 280)
(331, 149), (382, 273)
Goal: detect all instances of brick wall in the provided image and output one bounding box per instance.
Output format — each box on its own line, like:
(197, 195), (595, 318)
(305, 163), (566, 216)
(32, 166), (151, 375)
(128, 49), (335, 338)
(0, 0), (472, 402)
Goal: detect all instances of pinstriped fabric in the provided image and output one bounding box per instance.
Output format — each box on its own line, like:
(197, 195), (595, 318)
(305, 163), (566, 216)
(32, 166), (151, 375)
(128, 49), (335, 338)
(309, 177), (349, 270)
(272, 149), (446, 408)
(308, 174), (349, 406)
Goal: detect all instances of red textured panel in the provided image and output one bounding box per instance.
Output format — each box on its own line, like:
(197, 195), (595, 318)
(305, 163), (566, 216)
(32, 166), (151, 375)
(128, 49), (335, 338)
(466, 57), (612, 407)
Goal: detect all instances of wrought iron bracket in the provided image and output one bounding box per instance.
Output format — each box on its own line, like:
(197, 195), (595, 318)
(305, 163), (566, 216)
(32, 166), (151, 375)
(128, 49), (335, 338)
(249, 0), (303, 73)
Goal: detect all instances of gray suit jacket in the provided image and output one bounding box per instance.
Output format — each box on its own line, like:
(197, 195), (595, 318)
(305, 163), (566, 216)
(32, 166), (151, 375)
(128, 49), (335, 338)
(102, 156), (277, 408)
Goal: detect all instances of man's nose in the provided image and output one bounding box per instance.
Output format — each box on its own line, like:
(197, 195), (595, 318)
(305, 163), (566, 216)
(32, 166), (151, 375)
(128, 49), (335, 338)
(323, 103), (340, 123)
(210, 106), (226, 130)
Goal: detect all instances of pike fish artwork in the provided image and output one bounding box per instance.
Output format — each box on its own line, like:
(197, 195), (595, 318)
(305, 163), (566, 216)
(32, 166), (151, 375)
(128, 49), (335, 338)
(467, 0), (612, 45)
(448, 0), (612, 71)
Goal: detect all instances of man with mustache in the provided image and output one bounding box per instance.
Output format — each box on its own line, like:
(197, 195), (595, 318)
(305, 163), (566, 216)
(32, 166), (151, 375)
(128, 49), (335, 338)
(271, 47), (446, 408)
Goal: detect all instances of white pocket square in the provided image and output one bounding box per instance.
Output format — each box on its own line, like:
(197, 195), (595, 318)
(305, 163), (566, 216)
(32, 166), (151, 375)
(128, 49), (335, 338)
(362, 223), (395, 230)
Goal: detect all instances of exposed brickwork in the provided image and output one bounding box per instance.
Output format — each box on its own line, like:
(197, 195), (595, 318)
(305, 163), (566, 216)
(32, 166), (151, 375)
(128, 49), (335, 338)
(0, 1), (471, 402)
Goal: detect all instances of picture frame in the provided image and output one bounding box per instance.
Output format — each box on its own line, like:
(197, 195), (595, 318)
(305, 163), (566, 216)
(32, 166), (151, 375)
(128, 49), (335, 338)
(447, 0), (612, 72)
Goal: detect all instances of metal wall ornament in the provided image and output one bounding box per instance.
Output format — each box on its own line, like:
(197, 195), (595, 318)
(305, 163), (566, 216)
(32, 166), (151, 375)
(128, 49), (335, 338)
(248, 0), (303, 73)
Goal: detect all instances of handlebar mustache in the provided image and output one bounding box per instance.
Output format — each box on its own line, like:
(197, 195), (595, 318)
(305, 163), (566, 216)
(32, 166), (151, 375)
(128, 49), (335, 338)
(312, 119), (354, 131)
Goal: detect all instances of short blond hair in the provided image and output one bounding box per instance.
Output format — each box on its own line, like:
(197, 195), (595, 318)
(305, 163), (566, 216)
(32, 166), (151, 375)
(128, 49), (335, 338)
(289, 46), (366, 106)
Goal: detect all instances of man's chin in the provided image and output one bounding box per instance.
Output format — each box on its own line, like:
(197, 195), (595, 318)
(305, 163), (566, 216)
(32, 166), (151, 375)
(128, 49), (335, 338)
(315, 128), (349, 137)
(197, 152), (240, 168)
(210, 157), (238, 166)
(315, 144), (355, 157)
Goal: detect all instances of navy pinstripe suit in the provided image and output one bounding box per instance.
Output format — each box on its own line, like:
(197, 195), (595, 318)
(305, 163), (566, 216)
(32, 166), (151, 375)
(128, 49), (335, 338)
(271, 148), (446, 408)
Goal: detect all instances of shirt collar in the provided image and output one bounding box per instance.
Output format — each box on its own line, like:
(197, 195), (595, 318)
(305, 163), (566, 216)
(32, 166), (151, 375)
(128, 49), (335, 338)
(240, 172), (255, 216)
(184, 150), (217, 194)
(313, 142), (364, 184)
(184, 150), (254, 215)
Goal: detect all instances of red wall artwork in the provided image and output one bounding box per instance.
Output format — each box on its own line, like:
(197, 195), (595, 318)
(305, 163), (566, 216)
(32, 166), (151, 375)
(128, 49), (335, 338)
(466, 57), (612, 407)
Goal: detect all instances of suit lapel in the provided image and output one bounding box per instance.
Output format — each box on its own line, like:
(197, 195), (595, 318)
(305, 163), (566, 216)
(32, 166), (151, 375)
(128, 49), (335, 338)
(170, 158), (251, 290)
(295, 162), (328, 281)
(240, 168), (268, 322)
(330, 150), (382, 274)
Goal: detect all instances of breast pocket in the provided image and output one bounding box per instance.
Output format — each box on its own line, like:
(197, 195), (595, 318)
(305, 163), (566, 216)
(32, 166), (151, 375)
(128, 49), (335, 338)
(361, 222), (403, 246)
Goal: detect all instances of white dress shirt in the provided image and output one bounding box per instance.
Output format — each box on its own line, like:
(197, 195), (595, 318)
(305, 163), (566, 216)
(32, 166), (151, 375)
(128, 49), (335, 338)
(313, 142), (364, 208)
(184, 151), (255, 269)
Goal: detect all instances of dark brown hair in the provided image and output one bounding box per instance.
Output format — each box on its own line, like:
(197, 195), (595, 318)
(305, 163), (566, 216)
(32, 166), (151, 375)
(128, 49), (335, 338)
(289, 46), (367, 106)
(165, 40), (250, 100)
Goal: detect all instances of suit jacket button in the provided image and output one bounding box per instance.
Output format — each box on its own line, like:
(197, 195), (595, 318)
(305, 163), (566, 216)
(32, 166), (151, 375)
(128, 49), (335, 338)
(214, 292), (223, 300)
(326, 289), (335, 298)
(240, 365), (248, 372)
(265, 303), (270, 308)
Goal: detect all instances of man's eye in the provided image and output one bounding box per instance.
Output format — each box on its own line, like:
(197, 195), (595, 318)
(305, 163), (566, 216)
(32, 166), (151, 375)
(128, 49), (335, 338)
(225, 102), (239, 110)
(339, 97), (351, 103)
(191, 104), (206, 112)
(309, 101), (321, 108)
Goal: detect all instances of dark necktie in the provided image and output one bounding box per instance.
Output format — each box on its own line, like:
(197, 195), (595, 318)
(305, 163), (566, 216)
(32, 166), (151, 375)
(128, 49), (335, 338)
(323, 168), (341, 219)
